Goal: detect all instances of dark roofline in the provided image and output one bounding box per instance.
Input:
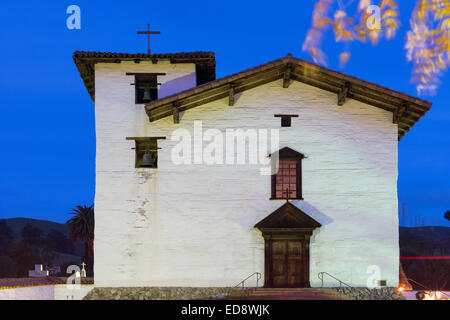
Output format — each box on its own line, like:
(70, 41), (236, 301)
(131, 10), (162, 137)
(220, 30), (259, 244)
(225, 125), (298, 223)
(144, 54), (432, 140)
(254, 202), (322, 229)
(269, 147), (305, 159)
(73, 51), (216, 100)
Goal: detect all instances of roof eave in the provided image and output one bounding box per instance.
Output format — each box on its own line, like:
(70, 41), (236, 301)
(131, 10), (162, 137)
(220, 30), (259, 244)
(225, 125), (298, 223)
(144, 56), (432, 140)
(73, 51), (216, 101)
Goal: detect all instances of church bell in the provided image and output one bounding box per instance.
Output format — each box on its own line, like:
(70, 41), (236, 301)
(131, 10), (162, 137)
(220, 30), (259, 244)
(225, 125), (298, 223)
(143, 88), (151, 101)
(140, 150), (154, 167)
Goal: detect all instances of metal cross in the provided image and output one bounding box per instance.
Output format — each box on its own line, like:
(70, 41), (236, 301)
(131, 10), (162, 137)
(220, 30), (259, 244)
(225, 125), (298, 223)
(282, 188), (292, 202)
(137, 24), (161, 55)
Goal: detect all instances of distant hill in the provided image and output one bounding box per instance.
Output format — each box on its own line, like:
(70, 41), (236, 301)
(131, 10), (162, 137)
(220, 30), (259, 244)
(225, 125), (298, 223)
(0, 217), (84, 277)
(4, 218), (66, 242)
(399, 226), (450, 255)
(0, 217), (84, 256)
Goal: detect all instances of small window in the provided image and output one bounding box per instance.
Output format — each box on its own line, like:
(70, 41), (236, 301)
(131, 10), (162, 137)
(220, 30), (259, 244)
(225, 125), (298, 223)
(274, 114), (298, 127)
(275, 160), (298, 198)
(135, 74), (158, 104)
(378, 280), (387, 287)
(281, 117), (291, 127)
(270, 147), (304, 200)
(126, 137), (166, 169)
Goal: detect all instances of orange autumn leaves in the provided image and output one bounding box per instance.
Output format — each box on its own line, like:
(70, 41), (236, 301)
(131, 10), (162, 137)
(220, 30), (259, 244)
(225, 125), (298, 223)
(303, 0), (449, 95)
(302, 0), (334, 66)
(303, 0), (400, 66)
(406, 0), (450, 94)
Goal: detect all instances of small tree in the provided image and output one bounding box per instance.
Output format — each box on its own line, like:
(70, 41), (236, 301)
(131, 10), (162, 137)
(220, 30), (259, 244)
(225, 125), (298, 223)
(445, 211), (450, 222)
(0, 220), (14, 254)
(7, 241), (41, 277)
(46, 229), (75, 254)
(0, 254), (17, 278)
(303, 0), (450, 95)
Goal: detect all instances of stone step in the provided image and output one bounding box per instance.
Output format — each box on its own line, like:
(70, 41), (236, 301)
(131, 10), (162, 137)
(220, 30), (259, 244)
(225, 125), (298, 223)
(247, 291), (342, 296)
(226, 288), (352, 300)
(246, 288), (339, 292)
(225, 295), (342, 300)
(230, 288), (340, 294)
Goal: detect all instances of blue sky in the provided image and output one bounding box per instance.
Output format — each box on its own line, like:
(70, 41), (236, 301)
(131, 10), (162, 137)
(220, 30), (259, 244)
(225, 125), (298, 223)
(0, 1), (448, 225)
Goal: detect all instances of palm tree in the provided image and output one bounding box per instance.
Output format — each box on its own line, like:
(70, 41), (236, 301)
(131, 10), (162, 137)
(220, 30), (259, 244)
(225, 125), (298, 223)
(445, 211), (450, 222)
(66, 205), (94, 263)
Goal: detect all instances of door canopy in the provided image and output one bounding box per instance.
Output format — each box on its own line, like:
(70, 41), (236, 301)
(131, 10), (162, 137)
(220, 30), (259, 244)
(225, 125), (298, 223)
(255, 202), (321, 234)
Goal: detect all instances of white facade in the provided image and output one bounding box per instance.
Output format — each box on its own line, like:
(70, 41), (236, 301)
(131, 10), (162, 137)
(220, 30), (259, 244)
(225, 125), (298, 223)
(93, 60), (399, 288)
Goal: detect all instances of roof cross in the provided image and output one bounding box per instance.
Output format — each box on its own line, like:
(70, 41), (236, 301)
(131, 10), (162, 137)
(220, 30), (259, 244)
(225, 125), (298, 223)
(137, 24), (160, 55)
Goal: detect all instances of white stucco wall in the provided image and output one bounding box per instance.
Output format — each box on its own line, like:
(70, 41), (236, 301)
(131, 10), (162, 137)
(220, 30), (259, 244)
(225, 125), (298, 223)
(54, 284), (94, 300)
(0, 285), (54, 300)
(0, 285), (93, 300)
(93, 62), (399, 288)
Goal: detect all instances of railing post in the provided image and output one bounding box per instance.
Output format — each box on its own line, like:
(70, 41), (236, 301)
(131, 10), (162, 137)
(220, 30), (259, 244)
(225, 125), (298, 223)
(318, 272), (354, 299)
(233, 272), (262, 297)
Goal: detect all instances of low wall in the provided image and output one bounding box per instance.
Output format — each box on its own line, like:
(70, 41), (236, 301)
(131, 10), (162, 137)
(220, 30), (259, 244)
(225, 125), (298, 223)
(83, 287), (232, 300)
(0, 284), (94, 300)
(0, 285), (54, 300)
(334, 287), (405, 300)
(55, 285), (95, 300)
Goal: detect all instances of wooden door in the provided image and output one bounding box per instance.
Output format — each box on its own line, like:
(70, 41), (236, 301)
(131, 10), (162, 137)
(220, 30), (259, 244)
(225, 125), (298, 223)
(269, 239), (305, 287)
(286, 240), (303, 287)
(271, 240), (288, 287)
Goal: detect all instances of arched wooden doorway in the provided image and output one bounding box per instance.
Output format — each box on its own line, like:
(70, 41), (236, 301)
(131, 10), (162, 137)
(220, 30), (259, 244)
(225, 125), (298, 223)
(255, 202), (321, 288)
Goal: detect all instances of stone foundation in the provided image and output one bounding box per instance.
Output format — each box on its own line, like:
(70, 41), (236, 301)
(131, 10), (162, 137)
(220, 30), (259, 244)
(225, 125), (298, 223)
(83, 286), (405, 300)
(335, 287), (405, 300)
(83, 287), (232, 300)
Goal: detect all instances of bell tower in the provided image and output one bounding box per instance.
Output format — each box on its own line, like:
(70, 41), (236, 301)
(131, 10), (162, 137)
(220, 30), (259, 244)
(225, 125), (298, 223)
(73, 51), (216, 102)
(72, 51), (216, 286)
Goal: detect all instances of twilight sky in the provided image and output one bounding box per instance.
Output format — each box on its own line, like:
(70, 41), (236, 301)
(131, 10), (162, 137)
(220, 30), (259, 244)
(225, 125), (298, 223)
(0, 1), (448, 225)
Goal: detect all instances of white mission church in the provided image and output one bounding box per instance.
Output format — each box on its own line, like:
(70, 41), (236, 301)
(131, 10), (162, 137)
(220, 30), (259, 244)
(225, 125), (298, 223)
(74, 50), (431, 290)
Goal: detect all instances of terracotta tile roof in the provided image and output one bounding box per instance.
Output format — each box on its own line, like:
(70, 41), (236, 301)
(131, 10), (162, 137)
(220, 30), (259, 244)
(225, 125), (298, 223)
(73, 51), (215, 59)
(73, 51), (216, 100)
(144, 54), (432, 140)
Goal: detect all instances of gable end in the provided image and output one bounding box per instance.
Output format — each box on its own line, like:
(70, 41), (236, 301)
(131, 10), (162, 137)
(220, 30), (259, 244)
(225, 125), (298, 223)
(145, 54), (432, 140)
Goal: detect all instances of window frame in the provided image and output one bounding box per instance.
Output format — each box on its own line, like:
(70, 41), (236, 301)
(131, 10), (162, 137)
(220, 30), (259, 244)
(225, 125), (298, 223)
(126, 137), (166, 169)
(135, 75), (158, 104)
(134, 140), (159, 168)
(126, 72), (165, 104)
(270, 147), (304, 200)
(274, 114), (299, 127)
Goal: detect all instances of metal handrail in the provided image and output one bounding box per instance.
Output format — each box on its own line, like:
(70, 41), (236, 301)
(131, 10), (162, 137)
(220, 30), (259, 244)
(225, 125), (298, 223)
(406, 278), (450, 299)
(318, 272), (354, 289)
(233, 272), (262, 296)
